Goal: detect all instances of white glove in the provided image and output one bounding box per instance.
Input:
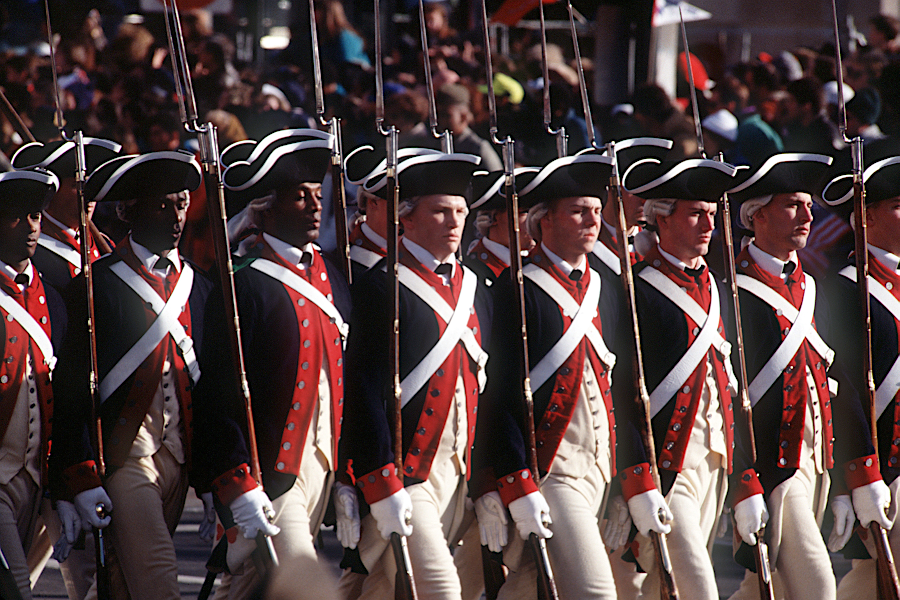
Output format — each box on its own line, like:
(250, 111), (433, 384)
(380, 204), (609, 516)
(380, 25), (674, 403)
(508, 491), (553, 540)
(334, 482), (361, 549)
(474, 491), (509, 552)
(828, 494), (856, 552)
(199, 492), (217, 543)
(852, 480), (893, 529)
(229, 487), (281, 540)
(74, 487), (113, 530)
(368, 488), (413, 540)
(627, 490), (672, 536)
(602, 495), (632, 550)
(52, 501), (81, 562)
(733, 494), (769, 546)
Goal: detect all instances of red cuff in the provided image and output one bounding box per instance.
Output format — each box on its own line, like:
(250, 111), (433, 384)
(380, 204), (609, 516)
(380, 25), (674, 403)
(619, 463), (655, 501)
(63, 461), (102, 498)
(357, 463), (404, 505)
(496, 469), (539, 505)
(732, 469), (764, 506)
(844, 454), (882, 490)
(211, 463), (258, 506)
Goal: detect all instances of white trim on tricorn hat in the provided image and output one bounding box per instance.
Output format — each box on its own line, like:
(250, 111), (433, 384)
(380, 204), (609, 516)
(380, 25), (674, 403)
(470, 167), (540, 210)
(86, 150), (202, 202)
(822, 155), (900, 208)
(727, 153), (832, 199)
(517, 154), (613, 205)
(12, 138), (122, 179)
(0, 169), (60, 212)
(222, 138), (334, 192)
(345, 146), (444, 187)
(219, 128), (332, 168)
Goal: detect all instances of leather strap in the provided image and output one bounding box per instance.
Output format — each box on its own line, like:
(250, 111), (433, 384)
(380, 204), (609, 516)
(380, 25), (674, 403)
(0, 289), (55, 370)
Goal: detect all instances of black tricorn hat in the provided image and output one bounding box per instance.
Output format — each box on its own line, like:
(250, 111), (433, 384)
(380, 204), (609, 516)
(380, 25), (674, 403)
(219, 128), (332, 168)
(0, 169), (60, 213)
(577, 136), (674, 177)
(222, 134), (334, 215)
(820, 142), (900, 220)
(84, 150), (203, 203)
(516, 154), (614, 209)
(727, 153), (833, 202)
(470, 167), (541, 211)
(11, 138), (122, 180)
(623, 157), (738, 200)
(345, 145), (444, 193)
(360, 152), (482, 201)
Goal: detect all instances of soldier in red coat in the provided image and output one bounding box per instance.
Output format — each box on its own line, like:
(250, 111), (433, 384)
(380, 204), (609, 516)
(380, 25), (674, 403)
(0, 170), (67, 600)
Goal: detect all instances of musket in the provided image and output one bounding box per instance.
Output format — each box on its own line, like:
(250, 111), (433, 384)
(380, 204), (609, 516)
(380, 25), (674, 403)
(374, 1), (418, 597)
(0, 86), (35, 144)
(831, 1), (900, 597)
(417, 0), (453, 153)
(677, 8), (773, 597)
(481, 3), (558, 599)
(161, 0), (278, 573)
(309, 0), (351, 283)
(44, 2), (111, 596)
(538, 0), (567, 157)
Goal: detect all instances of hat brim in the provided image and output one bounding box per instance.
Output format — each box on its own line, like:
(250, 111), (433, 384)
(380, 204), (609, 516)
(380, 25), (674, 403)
(220, 128), (332, 168)
(624, 158), (738, 200)
(517, 154), (613, 208)
(363, 153), (482, 201)
(471, 167), (541, 211)
(12, 138), (122, 179)
(0, 170), (60, 213)
(85, 151), (203, 203)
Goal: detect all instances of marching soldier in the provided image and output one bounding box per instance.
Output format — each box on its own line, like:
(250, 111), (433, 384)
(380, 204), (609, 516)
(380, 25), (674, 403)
(198, 128), (349, 599)
(465, 168), (536, 288)
(337, 150), (486, 599)
(11, 138), (120, 292)
(0, 169), (67, 600)
(477, 153), (670, 600)
(821, 146), (900, 600)
(724, 153), (891, 599)
(49, 150), (211, 600)
(11, 137), (120, 600)
(619, 158), (768, 600)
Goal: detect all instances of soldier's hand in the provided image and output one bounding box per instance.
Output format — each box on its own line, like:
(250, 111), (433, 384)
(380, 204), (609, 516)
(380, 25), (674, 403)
(851, 480), (892, 529)
(199, 492), (217, 543)
(508, 491), (553, 540)
(56, 500), (82, 544)
(369, 488), (413, 540)
(602, 495), (631, 550)
(334, 482), (361, 549)
(474, 491), (508, 552)
(733, 493), (768, 546)
(230, 487), (281, 539)
(74, 487), (113, 530)
(828, 494), (855, 552)
(626, 489), (672, 537)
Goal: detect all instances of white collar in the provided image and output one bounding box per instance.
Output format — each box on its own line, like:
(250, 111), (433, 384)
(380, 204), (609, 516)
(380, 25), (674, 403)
(748, 242), (796, 281)
(482, 236), (510, 266)
(0, 259), (33, 291)
(869, 243), (900, 273)
(130, 236), (181, 274)
(361, 222), (387, 251)
(263, 233), (315, 269)
(402, 237), (456, 281)
(657, 245), (707, 273)
(541, 242), (585, 277)
(43, 211), (78, 239)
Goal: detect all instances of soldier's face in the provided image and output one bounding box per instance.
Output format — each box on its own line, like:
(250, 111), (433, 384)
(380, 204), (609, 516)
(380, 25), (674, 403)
(264, 182), (323, 248)
(131, 191), (189, 254)
(401, 194), (468, 262)
(752, 192), (813, 258)
(657, 200), (716, 262)
(0, 207), (41, 266)
(867, 197), (900, 256)
(541, 196), (602, 263)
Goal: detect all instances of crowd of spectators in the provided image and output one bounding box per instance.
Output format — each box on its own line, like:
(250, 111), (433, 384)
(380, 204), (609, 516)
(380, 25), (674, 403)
(0, 1), (898, 275)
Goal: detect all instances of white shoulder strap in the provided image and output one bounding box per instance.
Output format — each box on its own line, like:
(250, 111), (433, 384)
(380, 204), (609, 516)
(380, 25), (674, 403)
(591, 241), (621, 276)
(640, 267), (735, 416)
(350, 245), (382, 270)
(100, 262), (198, 401)
(0, 289), (56, 371)
(399, 267), (486, 405)
(37, 234), (82, 271)
(840, 266), (900, 417)
(250, 259), (348, 340)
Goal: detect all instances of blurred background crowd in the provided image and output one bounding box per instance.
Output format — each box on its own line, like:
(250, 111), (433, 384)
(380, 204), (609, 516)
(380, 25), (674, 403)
(1, 0), (898, 277)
